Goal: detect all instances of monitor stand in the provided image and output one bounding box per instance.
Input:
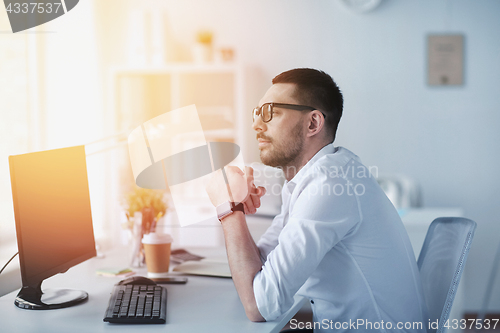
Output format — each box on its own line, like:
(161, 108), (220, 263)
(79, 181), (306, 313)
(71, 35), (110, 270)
(14, 281), (88, 310)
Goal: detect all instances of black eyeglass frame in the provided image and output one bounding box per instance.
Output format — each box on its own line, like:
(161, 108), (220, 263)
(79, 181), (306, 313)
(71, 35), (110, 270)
(252, 102), (325, 123)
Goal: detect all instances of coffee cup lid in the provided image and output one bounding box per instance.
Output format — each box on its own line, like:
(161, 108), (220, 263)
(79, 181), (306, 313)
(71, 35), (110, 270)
(142, 232), (173, 244)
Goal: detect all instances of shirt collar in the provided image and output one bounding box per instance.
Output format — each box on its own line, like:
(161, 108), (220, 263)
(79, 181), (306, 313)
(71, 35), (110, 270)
(284, 143), (337, 192)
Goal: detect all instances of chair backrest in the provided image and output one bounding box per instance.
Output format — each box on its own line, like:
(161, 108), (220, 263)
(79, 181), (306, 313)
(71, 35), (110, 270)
(417, 217), (477, 333)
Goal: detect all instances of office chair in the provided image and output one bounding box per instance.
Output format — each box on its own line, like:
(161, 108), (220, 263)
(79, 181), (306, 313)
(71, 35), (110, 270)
(418, 217), (477, 333)
(282, 217), (476, 333)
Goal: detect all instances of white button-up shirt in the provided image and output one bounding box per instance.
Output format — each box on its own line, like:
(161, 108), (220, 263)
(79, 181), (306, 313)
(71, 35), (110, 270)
(254, 145), (428, 332)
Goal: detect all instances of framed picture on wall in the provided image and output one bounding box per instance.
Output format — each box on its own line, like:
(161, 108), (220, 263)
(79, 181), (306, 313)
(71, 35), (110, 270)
(427, 34), (464, 86)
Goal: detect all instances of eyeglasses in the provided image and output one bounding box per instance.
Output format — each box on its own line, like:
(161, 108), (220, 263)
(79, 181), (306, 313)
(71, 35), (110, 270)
(252, 103), (323, 123)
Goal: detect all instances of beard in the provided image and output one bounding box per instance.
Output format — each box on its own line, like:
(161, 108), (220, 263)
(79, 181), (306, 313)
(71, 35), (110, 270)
(258, 121), (304, 168)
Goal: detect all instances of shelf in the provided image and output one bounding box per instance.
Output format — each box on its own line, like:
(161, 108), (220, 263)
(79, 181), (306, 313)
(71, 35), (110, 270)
(110, 62), (241, 75)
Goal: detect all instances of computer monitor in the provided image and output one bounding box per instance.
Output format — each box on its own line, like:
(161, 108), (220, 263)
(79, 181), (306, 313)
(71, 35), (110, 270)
(9, 145), (96, 310)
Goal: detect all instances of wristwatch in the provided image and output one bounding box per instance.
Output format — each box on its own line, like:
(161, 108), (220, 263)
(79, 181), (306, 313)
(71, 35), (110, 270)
(216, 201), (244, 222)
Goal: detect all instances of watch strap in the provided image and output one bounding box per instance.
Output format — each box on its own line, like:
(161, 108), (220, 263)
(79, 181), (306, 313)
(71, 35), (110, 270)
(217, 201), (244, 222)
(231, 202), (244, 213)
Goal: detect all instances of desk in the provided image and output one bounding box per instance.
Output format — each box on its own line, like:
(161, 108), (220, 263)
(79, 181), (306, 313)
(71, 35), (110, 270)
(0, 208), (464, 331)
(0, 247), (304, 333)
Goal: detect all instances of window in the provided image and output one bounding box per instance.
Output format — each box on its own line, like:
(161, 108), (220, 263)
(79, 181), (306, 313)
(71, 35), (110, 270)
(0, 12), (29, 245)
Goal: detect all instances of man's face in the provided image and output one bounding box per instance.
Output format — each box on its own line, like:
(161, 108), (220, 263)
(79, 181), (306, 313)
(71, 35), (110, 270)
(252, 83), (306, 168)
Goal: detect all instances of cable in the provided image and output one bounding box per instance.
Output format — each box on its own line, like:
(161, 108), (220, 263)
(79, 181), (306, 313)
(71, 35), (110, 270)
(0, 252), (18, 275)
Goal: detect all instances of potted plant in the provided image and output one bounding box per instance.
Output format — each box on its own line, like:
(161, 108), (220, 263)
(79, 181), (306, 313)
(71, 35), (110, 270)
(193, 30), (214, 63)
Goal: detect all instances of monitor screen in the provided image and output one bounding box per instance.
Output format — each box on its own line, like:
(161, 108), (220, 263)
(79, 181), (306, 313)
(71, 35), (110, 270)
(9, 145), (96, 287)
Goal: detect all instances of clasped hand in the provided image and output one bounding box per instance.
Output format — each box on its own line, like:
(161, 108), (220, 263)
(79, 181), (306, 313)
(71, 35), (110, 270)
(206, 166), (266, 215)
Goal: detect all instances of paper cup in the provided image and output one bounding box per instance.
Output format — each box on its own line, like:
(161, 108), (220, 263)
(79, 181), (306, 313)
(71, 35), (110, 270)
(142, 233), (173, 278)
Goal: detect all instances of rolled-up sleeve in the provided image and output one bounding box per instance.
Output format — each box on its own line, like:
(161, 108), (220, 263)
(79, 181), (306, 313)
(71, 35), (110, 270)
(257, 212), (284, 264)
(253, 172), (361, 321)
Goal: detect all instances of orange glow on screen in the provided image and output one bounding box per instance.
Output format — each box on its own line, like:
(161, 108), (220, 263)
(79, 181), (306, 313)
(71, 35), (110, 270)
(9, 146), (95, 283)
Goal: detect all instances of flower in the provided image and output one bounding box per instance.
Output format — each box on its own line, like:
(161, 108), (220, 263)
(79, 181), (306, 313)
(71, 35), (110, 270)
(124, 188), (167, 221)
(196, 30), (213, 45)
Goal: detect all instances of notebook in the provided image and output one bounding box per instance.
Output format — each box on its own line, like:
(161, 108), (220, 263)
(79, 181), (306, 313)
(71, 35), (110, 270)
(172, 259), (231, 278)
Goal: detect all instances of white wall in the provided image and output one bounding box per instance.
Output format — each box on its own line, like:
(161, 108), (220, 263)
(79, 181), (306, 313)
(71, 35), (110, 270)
(97, 0), (500, 311)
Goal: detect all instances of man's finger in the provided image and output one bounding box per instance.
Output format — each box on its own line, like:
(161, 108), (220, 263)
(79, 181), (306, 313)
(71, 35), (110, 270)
(245, 191), (257, 213)
(257, 186), (266, 197)
(224, 165), (249, 203)
(245, 166), (255, 187)
(245, 166), (254, 178)
(243, 200), (256, 215)
(250, 192), (261, 209)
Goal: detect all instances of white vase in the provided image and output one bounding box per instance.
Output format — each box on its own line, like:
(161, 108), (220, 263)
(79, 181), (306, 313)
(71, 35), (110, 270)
(192, 43), (213, 63)
(129, 212), (145, 268)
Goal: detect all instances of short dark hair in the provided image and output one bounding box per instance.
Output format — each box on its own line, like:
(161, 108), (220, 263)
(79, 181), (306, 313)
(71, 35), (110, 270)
(272, 68), (343, 142)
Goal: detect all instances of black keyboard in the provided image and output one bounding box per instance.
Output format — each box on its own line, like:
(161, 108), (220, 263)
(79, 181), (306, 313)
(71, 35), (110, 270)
(103, 284), (167, 324)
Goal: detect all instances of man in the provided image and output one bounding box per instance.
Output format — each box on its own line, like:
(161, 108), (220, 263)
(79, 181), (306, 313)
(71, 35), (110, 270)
(206, 68), (428, 332)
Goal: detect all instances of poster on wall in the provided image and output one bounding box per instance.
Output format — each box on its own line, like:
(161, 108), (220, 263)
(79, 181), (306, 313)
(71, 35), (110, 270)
(427, 34), (464, 86)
